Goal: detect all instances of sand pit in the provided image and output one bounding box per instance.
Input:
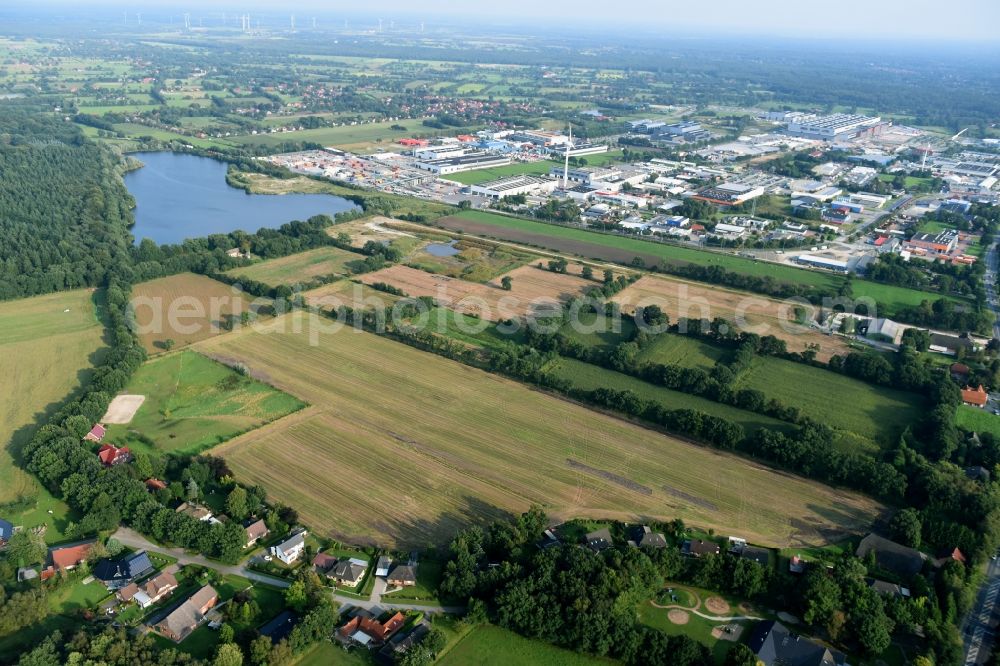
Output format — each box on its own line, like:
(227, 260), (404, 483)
(711, 624), (744, 642)
(102, 395), (146, 424)
(704, 597), (731, 616)
(667, 610), (690, 625)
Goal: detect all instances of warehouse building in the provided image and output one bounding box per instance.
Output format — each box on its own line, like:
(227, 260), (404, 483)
(795, 255), (850, 273)
(694, 182), (766, 205)
(470, 175), (558, 199)
(786, 113), (881, 140)
(549, 166), (622, 186)
(415, 151), (512, 175)
(905, 229), (959, 256)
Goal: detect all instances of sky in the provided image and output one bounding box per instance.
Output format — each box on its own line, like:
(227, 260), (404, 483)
(20, 0), (1000, 41)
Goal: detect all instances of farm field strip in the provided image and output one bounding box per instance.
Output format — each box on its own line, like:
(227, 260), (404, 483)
(224, 246), (367, 287)
(200, 313), (882, 548)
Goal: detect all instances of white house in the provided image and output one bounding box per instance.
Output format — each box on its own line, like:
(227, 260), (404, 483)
(270, 531), (307, 565)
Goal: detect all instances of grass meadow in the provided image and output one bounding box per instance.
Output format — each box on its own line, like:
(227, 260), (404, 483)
(224, 246), (368, 287)
(437, 625), (610, 666)
(200, 313), (882, 548)
(104, 351), (304, 456)
(956, 405), (1000, 438)
(0, 289), (106, 505)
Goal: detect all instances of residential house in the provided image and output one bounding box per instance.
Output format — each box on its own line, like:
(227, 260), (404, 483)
(682, 539), (720, 558)
(154, 585), (218, 642)
(97, 444), (132, 467)
(244, 518), (269, 548)
(259, 610), (298, 643)
(962, 385), (989, 408)
(0, 518), (12, 547)
(789, 555), (807, 574)
(966, 466), (991, 483)
(950, 363), (971, 383)
(119, 570), (179, 608)
(375, 556), (392, 577)
(386, 563), (417, 588)
(175, 502), (214, 522)
(270, 531), (307, 565)
(338, 609), (406, 648)
(934, 547), (967, 568)
(741, 546), (771, 567)
(49, 540), (96, 572)
(585, 528), (613, 553)
(537, 529), (560, 550)
(330, 558), (369, 588)
(867, 578), (911, 599)
(377, 623), (431, 665)
(83, 424), (106, 443)
(93, 550), (155, 589)
(749, 620), (845, 666)
(855, 533), (925, 577)
(145, 478), (167, 492)
(312, 552), (338, 574)
(629, 525), (667, 549)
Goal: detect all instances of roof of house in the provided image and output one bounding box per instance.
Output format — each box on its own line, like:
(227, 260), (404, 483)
(93, 551), (154, 583)
(259, 610), (298, 643)
(387, 564), (417, 584)
(146, 478), (167, 491)
(175, 503), (213, 521)
(145, 571), (178, 597)
(585, 528), (613, 552)
(0, 518), (12, 541)
(340, 611), (406, 644)
(312, 552), (338, 571)
(749, 620), (844, 666)
(50, 540), (96, 570)
(118, 582), (141, 602)
(244, 518), (268, 542)
(935, 547), (967, 565)
(856, 533), (924, 576)
(376, 556), (392, 571)
(867, 578), (910, 598)
(962, 385), (989, 406)
(86, 424), (106, 440)
(158, 586), (217, 640)
(275, 531), (306, 553)
(951, 363), (971, 376)
(98, 443), (131, 466)
(683, 539), (721, 556)
(742, 546), (771, 566)
(631, 526), (667, 549)
(331, 558), (368, 583)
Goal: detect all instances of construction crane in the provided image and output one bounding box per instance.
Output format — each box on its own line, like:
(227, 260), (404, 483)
(952, 128), (969, 141)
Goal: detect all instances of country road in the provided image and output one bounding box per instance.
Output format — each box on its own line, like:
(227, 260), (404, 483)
(111, 528), (464, 614)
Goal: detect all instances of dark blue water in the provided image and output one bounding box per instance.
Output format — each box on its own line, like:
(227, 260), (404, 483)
(124, 152), (359, 245)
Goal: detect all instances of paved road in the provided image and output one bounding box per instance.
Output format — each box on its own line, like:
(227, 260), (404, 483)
(112, 528), (464, 614)
(964, 556), (1000, 665)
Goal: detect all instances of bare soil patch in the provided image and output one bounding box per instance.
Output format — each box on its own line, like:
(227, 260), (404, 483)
(667, 610), (690, 625)
(102, 394), (146, 424)
(704, 597), (731, 616)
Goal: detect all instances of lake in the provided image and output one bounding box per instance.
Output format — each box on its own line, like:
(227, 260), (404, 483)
(124, 152), (359, 245)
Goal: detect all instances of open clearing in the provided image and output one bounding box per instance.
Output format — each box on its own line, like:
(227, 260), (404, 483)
(357, 264), (593, 319)
(956, 406), (1000, 438)
(201, 313), (881, 548)
(101, 395), (146, 424)
(302, 279), (404, 311)
(131, 273), (269, 354)
(437, 625), (608, 666)
(612, 275), (852, 361)
(0, 289), (106, 504)
(104, 351), (304, 456)
(224, 246), (367, 287)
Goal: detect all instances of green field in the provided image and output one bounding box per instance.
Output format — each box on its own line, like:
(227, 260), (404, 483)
(739, 356), (923, 450)
(104, 350), (305, 456)
(293, 642), (371, 666)
(446, 160), (560, 185)
(225, 247), (368, 287)
(637, 596), (751, 665)
(437, 625), (611, 666)
(443, 210), (838, 288)
(637, 334), (727, 371)
(0, 289), (107, 505)
(546, 357), (796, 436)
(408, 306), (519, 351)
(559, 311), (637, 351)
(851, 279), (964, 309)
(957, 405), (1000, 437)
(231, 119), (481, 150)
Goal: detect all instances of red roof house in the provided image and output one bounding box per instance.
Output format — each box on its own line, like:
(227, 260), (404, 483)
(961, 385), (988, 408)
(146, 478), (167, 491)
(83, 424), (106, 443)
(339, 611), (406, 646)
(50, 541), (95, 571)
(98, 444), (132, 467)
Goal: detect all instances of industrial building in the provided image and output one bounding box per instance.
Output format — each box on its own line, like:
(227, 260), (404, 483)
(786, 113), (882, 140)
(413, 144), (468, 161)
(469, 175), (558, 199)
(550, 166), (622, 186)
(652, 121), (712, 143)
(557, 142), (610, 157)
(694, 182), (765, 205)
(795, 255), (850, 273)
(415, 151), (512, 175)
(905, 230), (959, 256)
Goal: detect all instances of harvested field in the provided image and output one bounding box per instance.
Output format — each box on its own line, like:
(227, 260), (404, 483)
(130, 273), (269, 354)
(612, 275), (852, 361)
(356, 264), (592, 320)
(101, 395), (146, 424)
(301, 279), (403, 311)
(224, 247), (367, 287)
(200, 313), (882, 548)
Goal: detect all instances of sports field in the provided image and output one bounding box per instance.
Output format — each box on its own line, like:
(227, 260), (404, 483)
(445, 160), (560, 186)
(224, 247), (368, 287)
(131, 273), (270, 354)
(436, 210), (839, 289)
(612, 276), (852, 361)
(0, 289), (106, 504)
(104, 351), (304, 456)
(201, 313), (881, 548)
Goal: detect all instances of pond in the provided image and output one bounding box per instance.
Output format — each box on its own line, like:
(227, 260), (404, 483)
(425, 239), (461, 257)
(124, 152), (359, 245)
